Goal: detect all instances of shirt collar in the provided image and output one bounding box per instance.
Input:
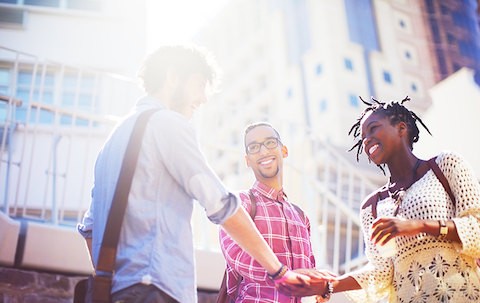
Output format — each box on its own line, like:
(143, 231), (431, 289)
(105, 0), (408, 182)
(252, 180), (288, 202)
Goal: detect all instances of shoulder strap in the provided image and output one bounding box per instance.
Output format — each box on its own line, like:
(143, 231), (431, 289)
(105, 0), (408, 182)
(96, 109), (159, 273)
(361, 187), (389, 219)
(247, 189), (257, 219)
(428, 157), (456, 207)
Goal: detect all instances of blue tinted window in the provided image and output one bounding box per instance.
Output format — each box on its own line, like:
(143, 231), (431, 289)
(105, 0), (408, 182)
(411, 83), (417, 91)
(18, 71), (54, 86)
(405, 51), (411, 59)
(452, 12), (468, 28)
(349, 94), (358, 107)
(316, 64), (322, 75)
(344, 0), (380, 51)
(399, 20), (405, 28)
(447, 34), (456, 45)
(287, 88), (292, 98)
(428, 17), (441, 44)
(459, 40), (476, 58)
(425, 0), (435, 14)
(383, 71), (392, 83)
(345, 59), (353, 70)
(24, 0), (59, 7)
(319, 100), (327, 112)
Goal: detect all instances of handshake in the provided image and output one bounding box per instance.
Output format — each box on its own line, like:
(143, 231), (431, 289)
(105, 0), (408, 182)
(274, 268), (338, 302)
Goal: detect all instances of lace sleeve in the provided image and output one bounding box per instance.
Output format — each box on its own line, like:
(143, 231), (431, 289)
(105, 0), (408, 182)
(438, 151), (480, 258)
(344, 205), (394, 303)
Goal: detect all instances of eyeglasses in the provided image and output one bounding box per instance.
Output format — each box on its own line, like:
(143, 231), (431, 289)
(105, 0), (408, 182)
(246, 138), (281, 154)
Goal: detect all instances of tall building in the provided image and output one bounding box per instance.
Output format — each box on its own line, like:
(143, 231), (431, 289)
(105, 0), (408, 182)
(191, 0), (480, 274)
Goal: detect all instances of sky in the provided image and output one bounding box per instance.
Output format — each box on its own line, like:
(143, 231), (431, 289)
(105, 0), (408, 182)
(146, 0), (228, 52)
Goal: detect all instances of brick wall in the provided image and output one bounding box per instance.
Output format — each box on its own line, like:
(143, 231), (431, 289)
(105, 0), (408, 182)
(0, 267), (218, 303)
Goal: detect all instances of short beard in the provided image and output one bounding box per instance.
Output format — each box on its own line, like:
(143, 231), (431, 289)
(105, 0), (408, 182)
(259, 167), (279, 179)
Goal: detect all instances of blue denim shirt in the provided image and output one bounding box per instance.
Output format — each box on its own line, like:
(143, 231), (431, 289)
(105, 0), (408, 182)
(77, 96), (239, 303)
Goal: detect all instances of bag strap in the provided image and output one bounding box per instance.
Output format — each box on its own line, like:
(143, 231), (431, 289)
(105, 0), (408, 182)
(96, 109), (159, 274)
(428, 157), (456, 207)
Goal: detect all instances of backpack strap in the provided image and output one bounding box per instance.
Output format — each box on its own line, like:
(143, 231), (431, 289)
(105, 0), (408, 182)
(428, 157), (456, 207)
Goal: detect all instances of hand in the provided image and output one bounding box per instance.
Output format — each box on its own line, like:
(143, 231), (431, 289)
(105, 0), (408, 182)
(291, 268), (337, 283)
(276, 278), (330, 297)
(371, 217), (423, 245)
(280, 270), (312, 286)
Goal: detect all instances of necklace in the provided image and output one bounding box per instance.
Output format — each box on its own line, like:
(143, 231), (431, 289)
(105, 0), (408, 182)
(389, 158), (421, 216)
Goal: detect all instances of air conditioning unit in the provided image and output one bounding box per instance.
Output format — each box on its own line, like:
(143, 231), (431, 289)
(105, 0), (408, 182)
(0, 7), (28, 30)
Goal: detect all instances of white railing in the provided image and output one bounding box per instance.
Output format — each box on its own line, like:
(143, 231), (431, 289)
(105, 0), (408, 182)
(0, 46), (381, 276)
(0, 46), (141, 225)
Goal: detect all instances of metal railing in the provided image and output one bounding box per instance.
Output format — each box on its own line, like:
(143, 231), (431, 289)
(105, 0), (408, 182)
(0, 46), (141, 225)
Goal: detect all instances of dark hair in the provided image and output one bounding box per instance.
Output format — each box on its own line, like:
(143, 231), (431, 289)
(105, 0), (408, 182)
(244, 122), (282, 148)
(136, 44), (222, 95)
(348, 96), (431, 171)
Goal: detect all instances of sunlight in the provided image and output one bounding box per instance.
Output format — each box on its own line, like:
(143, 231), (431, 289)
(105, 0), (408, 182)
(146, 0), (228, 52)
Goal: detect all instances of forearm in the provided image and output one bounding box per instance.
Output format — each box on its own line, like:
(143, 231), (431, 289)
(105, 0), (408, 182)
(419, 219), (460, 243)
(332, 275), (362, 293)
(221, 207), (282, 275)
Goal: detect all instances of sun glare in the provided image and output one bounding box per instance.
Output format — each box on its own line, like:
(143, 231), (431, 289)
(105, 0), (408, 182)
(146, 0), (227, 52)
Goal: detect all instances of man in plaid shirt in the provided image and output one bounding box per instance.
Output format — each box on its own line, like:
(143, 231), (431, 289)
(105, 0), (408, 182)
(219, 122), (316, 302)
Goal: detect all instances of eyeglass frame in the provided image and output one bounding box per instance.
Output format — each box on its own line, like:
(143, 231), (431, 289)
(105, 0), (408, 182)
(245, 137), (282, 154)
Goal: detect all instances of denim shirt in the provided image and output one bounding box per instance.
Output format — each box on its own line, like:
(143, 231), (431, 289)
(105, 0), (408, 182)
(77, 96), (240, 303)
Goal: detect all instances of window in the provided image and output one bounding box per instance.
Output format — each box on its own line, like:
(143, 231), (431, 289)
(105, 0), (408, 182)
(287, 88), (292, 98)
(411, 83), (417, 92)
(383, 71), (392, 83)
(15, 70), (55, 124)
(319, 100), (327, 112)
(60, 73), (96, 126)
(399, 20), (405, 28)
(345, 59), (353, 70)
(316, 64), (322, 75)
(4, 0), (103, 12)
(349, 94), (358, 107)
(405, 51), (411, 59)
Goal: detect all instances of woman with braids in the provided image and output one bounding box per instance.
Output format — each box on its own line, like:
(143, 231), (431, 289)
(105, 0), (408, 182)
(277, 96), (480, 302)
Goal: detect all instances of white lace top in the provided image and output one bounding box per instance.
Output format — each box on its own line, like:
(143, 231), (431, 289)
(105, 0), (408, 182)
(345, 151), (480, 303)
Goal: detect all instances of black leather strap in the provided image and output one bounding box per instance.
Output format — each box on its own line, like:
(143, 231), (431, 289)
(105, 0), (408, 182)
(96, 109), (159, 273)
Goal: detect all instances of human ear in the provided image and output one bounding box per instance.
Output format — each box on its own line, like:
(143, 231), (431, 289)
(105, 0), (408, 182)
(397, 122), (408, 137)
(245, 155), (251, 168)
(282, 146), (289, 158)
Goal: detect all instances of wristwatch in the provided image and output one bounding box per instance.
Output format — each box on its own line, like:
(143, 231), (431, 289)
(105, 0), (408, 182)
(439, 220), (448, 238)
(316, 281), (333, 302)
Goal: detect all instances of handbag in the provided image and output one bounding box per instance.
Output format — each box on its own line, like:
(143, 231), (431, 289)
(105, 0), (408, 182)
(215, 191), (305, 303)
(74, 109), (160, 303)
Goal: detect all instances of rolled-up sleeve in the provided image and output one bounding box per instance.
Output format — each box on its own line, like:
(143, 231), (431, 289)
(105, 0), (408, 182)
(152, 112), (239, 224)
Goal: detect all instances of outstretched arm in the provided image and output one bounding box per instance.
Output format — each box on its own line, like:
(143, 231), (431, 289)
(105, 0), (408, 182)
(221, 206), (310, 285)
(277, 271), (361, 298)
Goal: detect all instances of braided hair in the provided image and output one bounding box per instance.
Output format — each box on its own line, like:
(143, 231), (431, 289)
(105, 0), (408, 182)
(348, 96), (432, 172)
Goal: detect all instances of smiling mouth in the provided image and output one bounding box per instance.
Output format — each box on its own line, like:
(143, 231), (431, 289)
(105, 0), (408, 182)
(368, 144), (379, 156)
(259, 158), (274, 165)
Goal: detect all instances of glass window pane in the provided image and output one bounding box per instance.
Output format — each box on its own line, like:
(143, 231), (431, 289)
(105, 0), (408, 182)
(0, 69), (10, 85)
(24, 0), (60, 7)
(63, 75), (78, 89)
(67, 0), (102, 12)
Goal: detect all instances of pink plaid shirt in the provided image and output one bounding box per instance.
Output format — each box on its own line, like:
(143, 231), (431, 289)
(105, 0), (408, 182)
(219, 181), (316, 303)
